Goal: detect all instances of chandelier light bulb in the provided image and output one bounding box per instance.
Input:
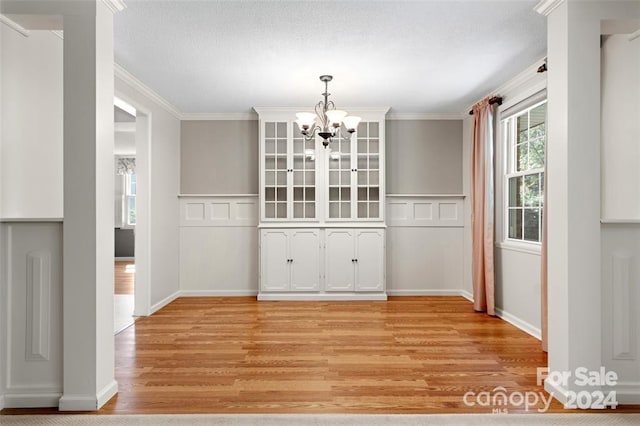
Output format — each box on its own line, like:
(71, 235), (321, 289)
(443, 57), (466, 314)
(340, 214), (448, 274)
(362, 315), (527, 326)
(325, 109), (347, 127)
(295, 112), (316, 130)
(343, 115), (362, 133)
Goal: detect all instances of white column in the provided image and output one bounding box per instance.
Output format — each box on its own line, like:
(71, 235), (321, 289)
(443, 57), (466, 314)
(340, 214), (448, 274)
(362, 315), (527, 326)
(540, 0), (640, 402)
(58, 0), (116, 410)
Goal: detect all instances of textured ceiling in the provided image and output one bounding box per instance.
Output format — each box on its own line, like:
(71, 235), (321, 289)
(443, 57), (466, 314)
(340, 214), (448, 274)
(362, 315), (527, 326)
(114, 0), (546, 114)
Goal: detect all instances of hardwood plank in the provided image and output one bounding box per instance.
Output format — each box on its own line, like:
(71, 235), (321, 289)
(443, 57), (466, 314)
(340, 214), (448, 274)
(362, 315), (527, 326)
(4, 296), (640, 415)
(114, 261), (134, 294)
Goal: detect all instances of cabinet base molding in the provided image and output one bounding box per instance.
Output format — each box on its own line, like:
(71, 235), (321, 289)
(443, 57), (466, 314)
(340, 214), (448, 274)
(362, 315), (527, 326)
(257, 292), (387, 301)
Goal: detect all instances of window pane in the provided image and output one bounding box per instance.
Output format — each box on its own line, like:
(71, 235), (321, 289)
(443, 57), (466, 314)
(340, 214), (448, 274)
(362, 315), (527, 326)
(508, 176), (522, 207)
(265, 187), (275, 201)
(524, 208), (540, 242)
(129, 174), (136, 195)
(305, 203), (315, 219)
(517, 113), (529, 142)
(529, 137), (545, 169)
(517, 143), (527, 172)
(508, 208), (523, 239)
(524, 174), (540, 207)
(128, 197), (136, 225)
(529, 103), (546, 139)
(265, 202), (275, 218)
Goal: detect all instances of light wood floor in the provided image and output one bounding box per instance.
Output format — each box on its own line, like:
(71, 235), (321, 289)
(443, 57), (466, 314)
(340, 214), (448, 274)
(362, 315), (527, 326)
(114, 261), (134, 295)
(5, 296), (640, 415)
(100, 296), (563, 414)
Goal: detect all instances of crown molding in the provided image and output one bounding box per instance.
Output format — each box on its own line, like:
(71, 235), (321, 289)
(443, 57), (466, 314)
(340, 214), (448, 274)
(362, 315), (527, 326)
(534, 0), (565, 17)
(253, 106), (391, 115)
(50, 30), (63, 39)
(0, 14), (30, 37)
(386, 113), (463, 120)
(462, 56), (546, 116)
(114, 63), (182, 120)
(181, 112), (258, 121)
(102, 0), (127, 14)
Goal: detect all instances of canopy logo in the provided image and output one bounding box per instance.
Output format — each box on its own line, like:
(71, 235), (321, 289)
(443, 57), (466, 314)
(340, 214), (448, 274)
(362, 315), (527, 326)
(462, 367), (619, 413)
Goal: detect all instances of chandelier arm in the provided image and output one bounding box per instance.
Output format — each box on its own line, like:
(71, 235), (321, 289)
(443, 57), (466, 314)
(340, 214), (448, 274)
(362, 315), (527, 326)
(302, 124), (320, 143)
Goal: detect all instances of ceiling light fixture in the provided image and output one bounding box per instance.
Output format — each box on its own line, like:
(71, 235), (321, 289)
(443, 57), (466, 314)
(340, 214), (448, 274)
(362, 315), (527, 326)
(295, 75), (361, 148)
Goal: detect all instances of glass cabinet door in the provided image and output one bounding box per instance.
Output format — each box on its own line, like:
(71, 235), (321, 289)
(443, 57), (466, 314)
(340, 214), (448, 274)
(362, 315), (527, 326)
(292, 124), (316, 219)
(328, 128), (352, 219)
(264, 122), (288, 219)
(356, 122), (380, 219)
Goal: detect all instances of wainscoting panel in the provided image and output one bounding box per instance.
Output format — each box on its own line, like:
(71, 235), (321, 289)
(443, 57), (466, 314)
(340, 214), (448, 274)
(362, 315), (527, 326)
(179, 195), (258, 227)
(179, 195), (466, 296)
(601, 223), (640, 401)
(179, 196), (259, 295)
(26, 251), (52, 361)
(385, 196), (465, 294)
(386, 195), (464, 227)
(1, 222), (63, 407)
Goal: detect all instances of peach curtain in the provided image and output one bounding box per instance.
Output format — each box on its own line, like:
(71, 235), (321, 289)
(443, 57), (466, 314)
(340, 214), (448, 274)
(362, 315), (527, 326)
(471, 98), (496, 316)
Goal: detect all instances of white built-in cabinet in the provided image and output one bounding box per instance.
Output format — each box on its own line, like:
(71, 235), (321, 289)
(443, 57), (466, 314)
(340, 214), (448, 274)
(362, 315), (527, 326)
(325, 229), (385, 292)
(255, 107), (388, 300)
(261, 229), (320, 292)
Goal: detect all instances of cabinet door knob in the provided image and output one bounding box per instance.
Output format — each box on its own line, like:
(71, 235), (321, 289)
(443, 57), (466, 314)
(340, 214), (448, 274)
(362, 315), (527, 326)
(355, 258), (358, 262)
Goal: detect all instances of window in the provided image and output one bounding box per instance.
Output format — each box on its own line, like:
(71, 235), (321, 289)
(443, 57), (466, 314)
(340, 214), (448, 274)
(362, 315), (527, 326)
(502, 100), (546, 244)
(125, 173), (136, 226)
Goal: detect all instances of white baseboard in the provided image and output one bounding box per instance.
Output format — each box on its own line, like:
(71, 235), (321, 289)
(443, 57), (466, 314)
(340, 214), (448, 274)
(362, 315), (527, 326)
(460, 290), (474, 302)
(387, 289), (465, 296)
(114, 257), (134, 261)
(59, 379), (117, 411)
(3, 392), (61, 408)
(606, 382), (640, 405)
(0, 394), (4, 410)
(258, 292), (388, 301)
(59, 394), (97, 411)
(546, 380), (640, 406)
(150, 290), (180, 314)
(180, 290), (258, 297)
(96, 379), (118, 409)
(495, 307), (541, 340)
(545, 378), (570, 405)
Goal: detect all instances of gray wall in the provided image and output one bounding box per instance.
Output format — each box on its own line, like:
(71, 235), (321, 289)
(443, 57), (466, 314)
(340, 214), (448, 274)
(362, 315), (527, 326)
(180, 119), (463, 195)
(181, 120), (259, 194)
(386, 120), (463, 194)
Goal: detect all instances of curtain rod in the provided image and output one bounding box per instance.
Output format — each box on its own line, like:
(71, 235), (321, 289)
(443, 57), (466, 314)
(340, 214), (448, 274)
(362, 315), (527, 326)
(468, 96), (503, 115)
(468, 59), (547, 116)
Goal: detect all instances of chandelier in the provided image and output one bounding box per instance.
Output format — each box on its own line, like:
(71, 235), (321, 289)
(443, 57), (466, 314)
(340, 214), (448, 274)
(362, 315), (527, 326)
(295, 75), (361, 148)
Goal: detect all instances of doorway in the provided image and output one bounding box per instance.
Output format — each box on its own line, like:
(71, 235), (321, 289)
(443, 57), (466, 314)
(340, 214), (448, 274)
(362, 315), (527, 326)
(114, 97), (137, 334)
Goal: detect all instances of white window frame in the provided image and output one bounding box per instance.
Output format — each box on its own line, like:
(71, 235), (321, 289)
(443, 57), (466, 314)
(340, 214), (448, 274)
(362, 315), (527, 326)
(123, 172), (136, 228)
(501, 99), (546, 252)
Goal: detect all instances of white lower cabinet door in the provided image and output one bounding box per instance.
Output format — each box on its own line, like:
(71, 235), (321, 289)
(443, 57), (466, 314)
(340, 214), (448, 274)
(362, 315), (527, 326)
(355, 229), (385, 291)
(261, 230), (290, 291)
(325, 229), (355, 291)
(290, 229), (320, 291)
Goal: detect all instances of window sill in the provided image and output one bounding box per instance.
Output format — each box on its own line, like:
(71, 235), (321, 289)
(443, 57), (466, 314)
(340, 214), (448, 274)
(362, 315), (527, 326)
(496, 241), (541, 256)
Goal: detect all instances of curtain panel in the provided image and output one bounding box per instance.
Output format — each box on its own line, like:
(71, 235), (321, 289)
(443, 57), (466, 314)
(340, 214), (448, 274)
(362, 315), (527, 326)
(471, 98), (496, 316)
